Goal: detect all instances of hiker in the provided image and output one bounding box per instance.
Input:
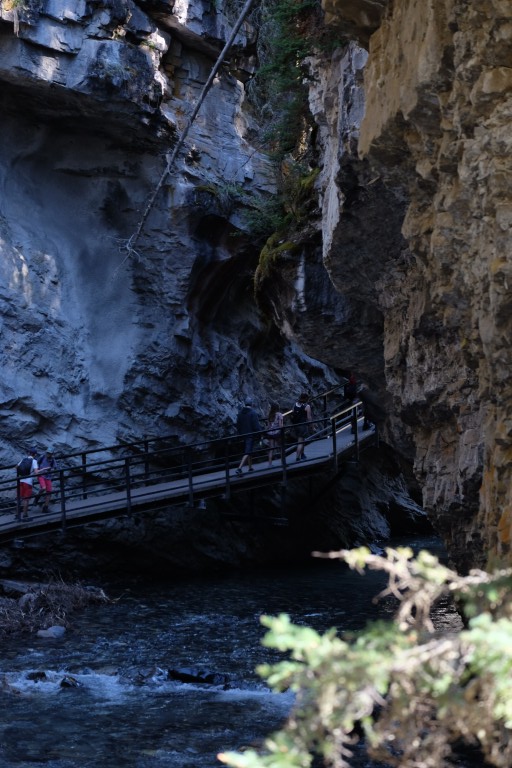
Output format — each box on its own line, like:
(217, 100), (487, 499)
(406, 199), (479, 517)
(266, 402), (284, 467)
(344, 374), (361, 434)
(344, 374), (358, 402)
(290, 392), (312, 461)
(235, 398), (262, 475)
(16, 448), (39, 520)
(35, 447), (57, 513)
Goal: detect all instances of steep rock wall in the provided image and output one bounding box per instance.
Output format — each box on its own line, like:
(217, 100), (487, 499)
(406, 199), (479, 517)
(322, 0), (512, 569)
(0, 0), (295, 458)
(0, 0), (429, 573)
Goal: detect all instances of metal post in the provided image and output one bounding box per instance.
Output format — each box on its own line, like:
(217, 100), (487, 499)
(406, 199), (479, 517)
(353, 405), (360, 461)
(323, 394), (328, 429)
(59, 469), (67, 532)
(125, 457), (132, 514)
(81, 452), (87, 499)
(15, 478), (21, 521)
(280, 428), (287, 485)
(187, 448), (194, 507)
(331, 417), (338, 473)
(224, 438), (231, 501)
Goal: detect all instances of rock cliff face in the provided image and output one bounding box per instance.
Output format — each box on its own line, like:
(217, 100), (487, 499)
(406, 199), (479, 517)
(0, 0), (288, 457)
(319, 0), (512, 570)
(4, 0), (509, 574)
(0, 0), (422, 576)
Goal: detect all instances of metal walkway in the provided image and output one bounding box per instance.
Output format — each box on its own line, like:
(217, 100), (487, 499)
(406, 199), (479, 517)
(0, 391), (377, 543)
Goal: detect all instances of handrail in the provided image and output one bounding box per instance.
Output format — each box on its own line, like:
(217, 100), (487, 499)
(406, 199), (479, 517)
(0, 383), (371, 534)
(1, 382), (350, 474)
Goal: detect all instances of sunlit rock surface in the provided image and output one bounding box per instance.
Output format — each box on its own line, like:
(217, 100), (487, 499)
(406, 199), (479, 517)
(320, 0), (512, 569)
(2, 0), (477, 573)
(0, 0), (279, 458)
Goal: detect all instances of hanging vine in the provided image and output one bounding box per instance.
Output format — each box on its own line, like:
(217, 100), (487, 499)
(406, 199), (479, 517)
(115, 0), (258, 273)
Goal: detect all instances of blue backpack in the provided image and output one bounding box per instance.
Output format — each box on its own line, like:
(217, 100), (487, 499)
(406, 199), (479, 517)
(17, 456), (33, 478)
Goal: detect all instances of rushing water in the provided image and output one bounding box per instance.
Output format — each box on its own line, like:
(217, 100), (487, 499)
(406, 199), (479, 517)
(0, 534), (460, 768)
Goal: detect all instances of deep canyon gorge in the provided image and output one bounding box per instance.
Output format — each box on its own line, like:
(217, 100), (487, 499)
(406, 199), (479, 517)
(0, 0), (511, 576)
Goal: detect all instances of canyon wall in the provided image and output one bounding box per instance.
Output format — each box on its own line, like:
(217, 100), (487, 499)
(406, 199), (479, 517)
(0, 0), (331, 460)
(4, 0), (508, 573)
(0, 0), (425, 575)
(321, 0), (512, 569)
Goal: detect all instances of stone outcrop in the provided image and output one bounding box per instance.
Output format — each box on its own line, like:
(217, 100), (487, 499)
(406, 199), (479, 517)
(0, 0), (279, 458)
(6, 0), (497, 575)
(318, 0), (512, 570)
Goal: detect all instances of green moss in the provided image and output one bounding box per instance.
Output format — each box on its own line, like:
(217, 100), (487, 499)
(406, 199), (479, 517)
(254, 233), (297, 290)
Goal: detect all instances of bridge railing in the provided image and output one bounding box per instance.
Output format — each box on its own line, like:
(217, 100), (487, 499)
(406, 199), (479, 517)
(0, 383), (365, 528)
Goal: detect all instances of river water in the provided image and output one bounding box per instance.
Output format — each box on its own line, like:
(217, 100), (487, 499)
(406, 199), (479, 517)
(0, 534), (461, 768)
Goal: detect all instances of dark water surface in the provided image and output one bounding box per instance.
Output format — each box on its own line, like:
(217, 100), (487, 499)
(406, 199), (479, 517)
(0, 534), (460, 767)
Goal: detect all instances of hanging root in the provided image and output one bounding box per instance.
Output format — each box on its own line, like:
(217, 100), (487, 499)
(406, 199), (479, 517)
(111, 0), (257, 278)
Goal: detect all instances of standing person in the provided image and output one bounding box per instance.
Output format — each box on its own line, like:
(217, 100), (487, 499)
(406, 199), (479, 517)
(266, 402), (284, 467)
(344, 374), (358, 402)
(344, 374), (360, 434)
(291, 392), (312, 461)
(235, 398), (262, 476)
(16, 448), (39, 520)
(35, 447), (57, 513)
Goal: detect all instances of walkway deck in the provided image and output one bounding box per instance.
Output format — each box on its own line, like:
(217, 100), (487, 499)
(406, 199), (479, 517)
(0, 398), (377, 543)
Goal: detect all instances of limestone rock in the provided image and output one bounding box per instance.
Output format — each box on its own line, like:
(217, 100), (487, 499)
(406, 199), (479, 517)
(37, 625), (66, 638)
(319, 0), (512, 569)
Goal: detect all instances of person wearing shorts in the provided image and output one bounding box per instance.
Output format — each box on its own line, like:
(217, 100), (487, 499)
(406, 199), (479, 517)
(291, 393), (312, 461)
(235, 398), (262, 475)
(17, 449), (39, 519)
(35, 447), (57, 513)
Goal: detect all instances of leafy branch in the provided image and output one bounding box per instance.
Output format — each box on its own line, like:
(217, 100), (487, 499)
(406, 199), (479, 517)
(219, 548), (512, 768)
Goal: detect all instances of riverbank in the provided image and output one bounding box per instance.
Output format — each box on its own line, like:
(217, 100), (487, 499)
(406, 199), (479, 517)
(0, 579), (109, 637)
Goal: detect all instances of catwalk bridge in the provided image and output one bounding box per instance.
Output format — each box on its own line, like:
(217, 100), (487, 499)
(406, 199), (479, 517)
(0, 386), (378, 543)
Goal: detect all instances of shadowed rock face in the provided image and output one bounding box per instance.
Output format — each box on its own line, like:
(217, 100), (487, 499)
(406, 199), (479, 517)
(1, 0), (419, 576)
(316, 0), (512, 570)
(322, 0), (390, 46)
(0, 0), (283, 458)
(1, 0), (473, 573)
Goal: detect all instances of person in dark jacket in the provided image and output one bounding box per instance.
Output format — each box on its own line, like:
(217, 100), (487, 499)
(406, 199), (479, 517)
(344, 374), (358, 402)
(235, 398), (262, 475)
(291, 392), (313, 461)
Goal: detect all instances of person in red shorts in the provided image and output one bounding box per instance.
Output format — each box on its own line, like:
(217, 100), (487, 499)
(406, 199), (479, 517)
(34, 447), (57, 513)
(16, 448), (39, 520)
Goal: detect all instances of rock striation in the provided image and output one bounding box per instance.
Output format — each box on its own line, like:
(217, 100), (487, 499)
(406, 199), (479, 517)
(1, 0), (473, 575)
(319, 0), (512, 570)
(0, 0), (279, 458)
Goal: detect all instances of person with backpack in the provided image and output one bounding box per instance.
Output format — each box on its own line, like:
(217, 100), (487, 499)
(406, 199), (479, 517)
(16, 448), (39, 520)
(344, 374), (358, 402)
(291, 392), (312, 461)
(34, 447), (57, 513)
(235, 398), (262, 476)
(266, 402), (284, 467)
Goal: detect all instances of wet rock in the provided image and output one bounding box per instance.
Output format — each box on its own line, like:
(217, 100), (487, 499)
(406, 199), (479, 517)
(37, 625), (66, 638)
(167, 667), (231, 689)
(26, 670), (47, 682)
(60, 674), (80, 688)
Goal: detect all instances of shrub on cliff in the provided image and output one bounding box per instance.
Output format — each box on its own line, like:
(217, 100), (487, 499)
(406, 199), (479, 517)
(219, 548), (512, 768)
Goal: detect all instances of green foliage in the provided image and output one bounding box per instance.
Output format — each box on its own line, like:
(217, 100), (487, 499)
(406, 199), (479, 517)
(249, 0), (345, 159)
(219, 548), (512, 768)
(254, 233), (297, 288)
(194, 182), (248, 217)
(251, 0), (321, 160)
(240, 195), (289, 241)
